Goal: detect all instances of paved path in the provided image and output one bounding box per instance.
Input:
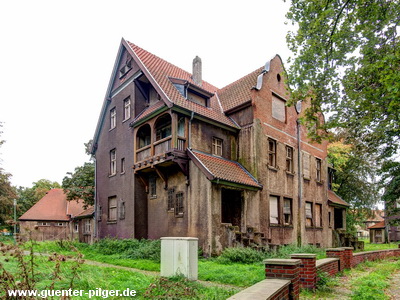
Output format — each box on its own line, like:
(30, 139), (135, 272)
(387, 270), (400, 300)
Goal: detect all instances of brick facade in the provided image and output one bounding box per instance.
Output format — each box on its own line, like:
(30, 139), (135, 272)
(290, 253), (316, 289)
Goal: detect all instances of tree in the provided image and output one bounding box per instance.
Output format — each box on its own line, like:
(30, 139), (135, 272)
(381, 161), (400, 226)
(62, 162), (94, 207)
(286, 0), (400, 159)
(17, 179), (61, 218)
(0, 122), (17, 229)
(327, 139), (380, 233)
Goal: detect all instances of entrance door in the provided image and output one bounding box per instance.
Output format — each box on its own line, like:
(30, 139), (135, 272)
(221, 188), (242, 227)
(334, 208), (344, 229)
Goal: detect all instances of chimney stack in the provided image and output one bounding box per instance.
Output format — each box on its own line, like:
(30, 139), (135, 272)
(192, 56), (202, 87)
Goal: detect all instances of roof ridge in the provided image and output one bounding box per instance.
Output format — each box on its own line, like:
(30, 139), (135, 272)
(218, 66), (263, 92)
(127, 41), (219, 91)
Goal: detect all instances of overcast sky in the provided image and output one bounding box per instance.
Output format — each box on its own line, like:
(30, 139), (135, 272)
(0, 0), (292, 188)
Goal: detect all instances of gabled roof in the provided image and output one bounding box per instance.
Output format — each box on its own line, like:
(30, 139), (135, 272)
(217, 67), (263, 112)
(366, 210), (385, 222)
(125, 40), (239, 130)
(188, 149), (262, 190)
(328, 190), (350, 208)
(19, 189), (86, 221)
(368, 221), (385, 229)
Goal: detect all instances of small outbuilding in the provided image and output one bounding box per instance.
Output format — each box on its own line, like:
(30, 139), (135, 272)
(19, 189), (86, 242)
(368, 221), (385, 244)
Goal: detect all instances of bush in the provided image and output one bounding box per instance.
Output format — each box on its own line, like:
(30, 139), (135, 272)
(91, 238), (161, 261)
(217, 247), (265, 264)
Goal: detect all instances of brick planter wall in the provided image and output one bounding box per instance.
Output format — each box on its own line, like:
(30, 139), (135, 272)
(264, 259), (301, 299)
(342, 247), (354, 269)
(316, 258), (339, 279)
(290, 253), (316, 290)
(326, 248), (345, 271)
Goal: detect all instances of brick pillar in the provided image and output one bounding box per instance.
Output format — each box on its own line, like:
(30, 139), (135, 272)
(326, 248), (345, 271)
(342, 247), (354, 269)
(264, 259), (301, 300)
(290, 253), (316, 290)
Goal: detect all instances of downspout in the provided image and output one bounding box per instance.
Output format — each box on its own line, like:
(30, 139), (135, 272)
(296, 109), (303, 247)
(188, 111), (195, 149)
(93, 156), (98, 241)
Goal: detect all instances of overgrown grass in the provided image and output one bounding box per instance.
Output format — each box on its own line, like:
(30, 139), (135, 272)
(358, 238), (400, 252)
(1, 247), (235, 299)
(350, 259), (400, 300)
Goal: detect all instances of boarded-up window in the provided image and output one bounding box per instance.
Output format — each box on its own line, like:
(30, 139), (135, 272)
(303, 152), (311, 179)
(269, 195), (279, 224)
(272, 95), (286, 122)
(84, 219), (91, 233)
(283, 198), (292, 225)
(315, 203), (322, 227)
(119, 201), (125, 220)
(305, 202), (313, 227)
(108, 196), (117, 222)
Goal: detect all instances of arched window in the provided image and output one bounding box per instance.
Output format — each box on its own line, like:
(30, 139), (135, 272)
(154, 114), (172, 141)
(137, 124), (151, 149)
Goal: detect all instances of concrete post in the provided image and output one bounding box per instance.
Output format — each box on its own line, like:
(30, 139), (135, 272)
(264, 259), (301, 300)
(290, 253), (316, 290)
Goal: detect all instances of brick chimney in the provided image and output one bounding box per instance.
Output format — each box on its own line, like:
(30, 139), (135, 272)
(192, 56), (202, 86)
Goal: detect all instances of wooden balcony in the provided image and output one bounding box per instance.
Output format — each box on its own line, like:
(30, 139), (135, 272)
(134, 136), (188, 175)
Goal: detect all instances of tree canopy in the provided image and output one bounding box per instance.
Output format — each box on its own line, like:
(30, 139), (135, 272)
(286, 0), (400, 158)
(62, 162), (94, 207)
(17, 179), (60, 218)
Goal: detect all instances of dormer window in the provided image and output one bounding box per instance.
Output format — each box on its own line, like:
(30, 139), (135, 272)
(169, 77), (213, 107)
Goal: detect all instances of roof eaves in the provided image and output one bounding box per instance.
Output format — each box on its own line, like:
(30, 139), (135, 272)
(124, 39), (173, 109)
(187, 149), (215, 181)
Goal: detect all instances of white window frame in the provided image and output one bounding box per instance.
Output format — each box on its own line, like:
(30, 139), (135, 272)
(110, 107), (116, 129)
(110, 149), (116, 175)
(108, 196), (117, 222)
(123, 97), (131, 121)
(212, 137), (223, 156)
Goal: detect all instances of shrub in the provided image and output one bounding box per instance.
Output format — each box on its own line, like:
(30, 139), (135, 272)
(217, 247), (265, 264)
(123, 240), (161, 262)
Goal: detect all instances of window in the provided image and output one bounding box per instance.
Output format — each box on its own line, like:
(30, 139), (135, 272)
(212, 137), (223, 156)
(108, 196), (117, 222)
(137, 124), (151, 149)
(84, 219), (91, 233)
(175, 192), (184, 217)
(268, 138), (277, 167)
(119, 201), (125, 220)
(119, 57), (132, 78)
(305, 202), (313, 227)
(110, 107), (116, 129)
(315, 204), (322, 227)
(286, 146), (294, 173)
(269, 195), (279, 224)
(97, 205), (102, 221)
(272, 95), (286, 122)
(121, 158), (125, 174)
(38, 222), (49, 226)
(123, 97), (131, 121)
(316, 158), (322, 182)
(303, 152), (311, 179)
(110, 149), (116, 175)
(167, 187), (175, 211)
(155, 114), (172, 141)
(149, 175), (157, 198)
(177, 117), (185, 137)
(283, 198), (292, 225)
(328, 211), (332, 228)
(74, 222), (79, 233)
(56, 222), (66, 227)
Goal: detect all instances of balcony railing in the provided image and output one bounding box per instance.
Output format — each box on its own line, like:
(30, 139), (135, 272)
(154, 137), (172, 156)
(177, 137), (186, 151)
(136, 145), (151, 162)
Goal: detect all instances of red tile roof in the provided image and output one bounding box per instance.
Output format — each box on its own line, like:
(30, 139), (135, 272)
(188, 149), (262, 189)
(133, 101), (166, 124)
(368, 221), (385, 229)
(328, 190), (350, 207)
(19, 189), (86, 221)
(126, 41), (239, 129)
(366, 210), (385, 222)
(217, 67), (263, 111)
(74, 206), (94, 219)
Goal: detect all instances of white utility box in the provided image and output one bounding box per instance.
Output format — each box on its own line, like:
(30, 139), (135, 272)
(160, 237), (198, 280)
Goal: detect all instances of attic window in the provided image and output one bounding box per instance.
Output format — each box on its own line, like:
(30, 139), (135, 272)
(119, 57), (132, 78)
(169, 77), (212, 107)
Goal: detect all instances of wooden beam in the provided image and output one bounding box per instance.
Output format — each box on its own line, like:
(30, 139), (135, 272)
(155, 167), (168, 190)
(137, 174), (149, 193)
